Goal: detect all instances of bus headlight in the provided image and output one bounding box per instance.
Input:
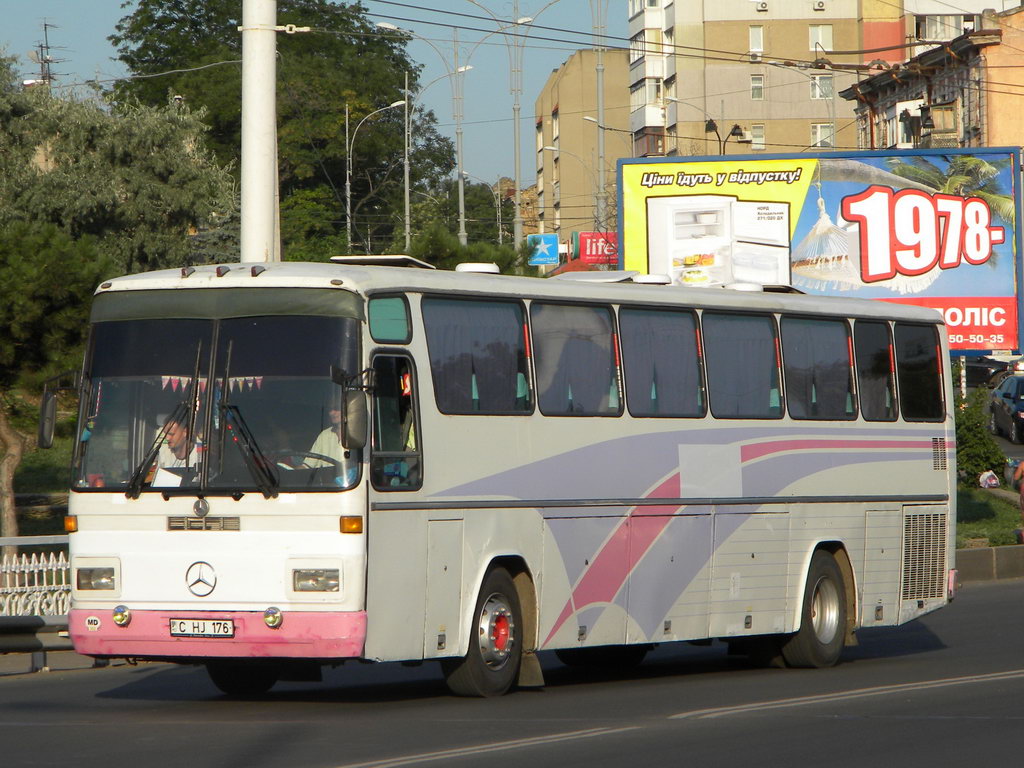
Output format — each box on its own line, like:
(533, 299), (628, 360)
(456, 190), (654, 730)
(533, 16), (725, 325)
(77, 567), (116, 590)
(292, 568), (340, 592)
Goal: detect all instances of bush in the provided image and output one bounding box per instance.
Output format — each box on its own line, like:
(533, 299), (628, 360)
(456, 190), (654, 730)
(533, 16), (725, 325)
(954, 387), (1006, 483)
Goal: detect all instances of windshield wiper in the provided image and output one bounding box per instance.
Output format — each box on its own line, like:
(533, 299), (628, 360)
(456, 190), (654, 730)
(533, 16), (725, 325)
(124, 342), (204, 500)
(124, 401), (187, 499)
(219, 402), (279, 499)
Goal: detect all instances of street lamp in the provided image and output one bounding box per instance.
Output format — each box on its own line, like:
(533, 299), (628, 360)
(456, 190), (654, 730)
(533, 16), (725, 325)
(346, 99), (405, 252)
(464, 0), (565, 248)
(377, 23), (474, 246)
(664, 97), (748, 155)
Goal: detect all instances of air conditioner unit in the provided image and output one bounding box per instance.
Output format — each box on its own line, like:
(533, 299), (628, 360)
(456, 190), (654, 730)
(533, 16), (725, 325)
(749, 52), (762, 62)
(812, 0), (825, 10)
(756, 1), (768, 11)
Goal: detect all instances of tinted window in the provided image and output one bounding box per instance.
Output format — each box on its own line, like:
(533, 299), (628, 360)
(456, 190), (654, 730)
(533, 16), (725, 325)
(703, 312), (782, 419)
(620, 307), (704, 417)
(368, 295), (411, 343)
(781, 316), (855, 420)
(894, 323), (944, 421)
(422, 297), (531, 414)
(854, 321), (897, 421)
(370, 355), (421, 490)
(531, 303), (620, 416)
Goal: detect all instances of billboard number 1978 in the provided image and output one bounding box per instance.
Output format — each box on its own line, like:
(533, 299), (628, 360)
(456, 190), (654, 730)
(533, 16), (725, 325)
(843, 186), (1006, 283)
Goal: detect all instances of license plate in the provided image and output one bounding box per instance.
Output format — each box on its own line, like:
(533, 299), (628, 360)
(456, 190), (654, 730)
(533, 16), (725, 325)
(169, 618), (234, 638)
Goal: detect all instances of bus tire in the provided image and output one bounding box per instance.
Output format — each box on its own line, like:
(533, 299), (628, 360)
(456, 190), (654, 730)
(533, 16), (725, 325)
(442, 567), (522, 697)
(781, 550), (847, 669)
(206, 661), (279, 696)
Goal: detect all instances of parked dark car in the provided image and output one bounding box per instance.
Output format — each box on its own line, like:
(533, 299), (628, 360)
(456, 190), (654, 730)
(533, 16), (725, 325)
(990, 375), (1024, 442)
(965, 355), (1010, 387)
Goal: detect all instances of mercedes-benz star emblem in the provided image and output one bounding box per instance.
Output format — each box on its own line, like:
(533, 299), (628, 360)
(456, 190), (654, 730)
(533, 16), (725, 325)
(185, 561), (217, 597)
(193, 499), (210, 518)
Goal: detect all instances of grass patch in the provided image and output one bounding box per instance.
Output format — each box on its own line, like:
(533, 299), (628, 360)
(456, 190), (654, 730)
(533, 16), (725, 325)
(14, 436), (73, 494)
(956, 484), (1022, 548)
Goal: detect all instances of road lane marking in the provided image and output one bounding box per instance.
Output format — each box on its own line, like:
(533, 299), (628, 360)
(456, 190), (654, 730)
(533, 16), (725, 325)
(670, 669), (1024, 719)
(332, 726), (641, 768)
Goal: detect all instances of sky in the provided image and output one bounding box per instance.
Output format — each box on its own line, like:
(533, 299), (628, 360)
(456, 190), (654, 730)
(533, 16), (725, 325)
(2, 0), (626, 184)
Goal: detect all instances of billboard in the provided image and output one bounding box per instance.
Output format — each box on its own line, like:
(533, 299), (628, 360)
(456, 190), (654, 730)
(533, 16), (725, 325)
(618, 148), (1022, 352)
(572, 231), (618, 265)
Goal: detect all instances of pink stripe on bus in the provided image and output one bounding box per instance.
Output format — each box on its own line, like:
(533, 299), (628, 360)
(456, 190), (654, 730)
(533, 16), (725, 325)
(69, 609), (366, 659)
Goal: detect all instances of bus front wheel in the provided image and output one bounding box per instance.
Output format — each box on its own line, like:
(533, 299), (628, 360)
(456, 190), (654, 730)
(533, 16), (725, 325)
(442, 567), (523, 697)
(781, 550), (847, 669)
(206, 660), (279, 696)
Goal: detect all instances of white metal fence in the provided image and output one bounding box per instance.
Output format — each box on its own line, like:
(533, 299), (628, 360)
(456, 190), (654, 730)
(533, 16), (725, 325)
(0, 536), (71, 617)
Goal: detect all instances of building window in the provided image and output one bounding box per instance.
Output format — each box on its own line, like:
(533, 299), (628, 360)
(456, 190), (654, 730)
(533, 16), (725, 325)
(630, 78), (662, 113)
(629, 31), (646, 64)
(552, 109), (559, 140)
(810, 74), (833, 100)
(915, 14), (979, 40)
(749, 25), (764, 53)
(751, 75), (765, 100)
(811, 122), (834, 148)
(809, 24), (833, 52)
(751, 123), (765, 150)
(664, 27), (674, 55)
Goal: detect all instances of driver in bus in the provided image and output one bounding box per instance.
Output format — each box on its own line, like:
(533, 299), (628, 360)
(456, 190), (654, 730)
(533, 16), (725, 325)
(158, 416), (198, 470)
(305, 405), (359, 486)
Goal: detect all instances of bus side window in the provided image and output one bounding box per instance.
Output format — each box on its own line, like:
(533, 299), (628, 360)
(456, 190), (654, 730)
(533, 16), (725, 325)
(854, 320), (897, 421)
(370, 355), (422, 490)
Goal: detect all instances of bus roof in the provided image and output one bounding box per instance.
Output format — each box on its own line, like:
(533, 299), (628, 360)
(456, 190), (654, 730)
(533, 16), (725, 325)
(94, 261), (944, 324)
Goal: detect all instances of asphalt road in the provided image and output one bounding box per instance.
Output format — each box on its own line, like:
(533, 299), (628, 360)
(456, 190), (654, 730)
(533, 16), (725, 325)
(2, 578), (1023, 768)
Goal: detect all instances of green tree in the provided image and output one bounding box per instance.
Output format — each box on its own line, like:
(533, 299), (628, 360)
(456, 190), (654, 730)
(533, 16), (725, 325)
(0, 71), (235, 273)
(0, 221), (113, 540)
(954, 385), (1006, 484)
(110, 0), (455, 254)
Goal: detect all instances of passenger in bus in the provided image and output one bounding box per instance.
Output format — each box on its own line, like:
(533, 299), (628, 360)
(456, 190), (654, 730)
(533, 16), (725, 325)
(306, 406), (359, 486)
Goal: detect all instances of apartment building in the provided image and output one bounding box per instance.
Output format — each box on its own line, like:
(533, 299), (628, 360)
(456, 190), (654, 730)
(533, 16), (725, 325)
(534, 48), (631, 239)
(627, 0), (1014, 158)
(841, 6), (1024, 150)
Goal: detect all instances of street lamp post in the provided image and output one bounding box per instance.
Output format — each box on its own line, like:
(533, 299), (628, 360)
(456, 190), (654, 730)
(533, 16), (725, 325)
(664, 97), (748, 155)
(378, 23), (474, 246)
(464, 0), (566, 249)
(346, 99), (405, 252)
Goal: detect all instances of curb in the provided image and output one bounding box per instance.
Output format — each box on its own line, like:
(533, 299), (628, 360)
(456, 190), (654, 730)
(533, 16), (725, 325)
(956, 545), (1024, 582)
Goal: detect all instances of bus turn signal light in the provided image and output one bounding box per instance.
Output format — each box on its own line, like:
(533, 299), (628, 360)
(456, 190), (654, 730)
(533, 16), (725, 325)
(64, 516), (78, 533)
(340, 516), (363, 534)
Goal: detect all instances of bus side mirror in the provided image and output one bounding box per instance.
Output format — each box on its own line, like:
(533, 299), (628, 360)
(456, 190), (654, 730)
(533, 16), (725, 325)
(38, 388), (57, 450)
(342, 390), (367, 450)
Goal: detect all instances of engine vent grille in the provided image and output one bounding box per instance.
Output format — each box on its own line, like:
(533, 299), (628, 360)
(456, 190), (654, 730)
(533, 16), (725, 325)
(902, 512), (946, 600)
(931, 438), (948, 470)
(167, 516), (241, 531)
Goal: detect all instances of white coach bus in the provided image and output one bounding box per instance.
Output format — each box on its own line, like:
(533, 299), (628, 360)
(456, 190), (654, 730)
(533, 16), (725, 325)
(44, 257), (956, 697)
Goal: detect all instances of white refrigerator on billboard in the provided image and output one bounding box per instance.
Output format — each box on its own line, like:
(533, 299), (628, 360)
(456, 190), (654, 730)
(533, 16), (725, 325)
(646, 195), (792, 287)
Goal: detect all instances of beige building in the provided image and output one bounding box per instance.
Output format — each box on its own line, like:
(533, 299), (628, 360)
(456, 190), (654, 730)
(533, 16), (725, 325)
(627, 0), (1012, 158)
(534, 48), (631, 239)
(840, 6), (1024, 150)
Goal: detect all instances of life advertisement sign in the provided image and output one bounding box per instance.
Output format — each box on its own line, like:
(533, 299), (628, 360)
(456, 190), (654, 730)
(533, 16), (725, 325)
(574, 231), (618, 264)
(617, 148), (1022, 351)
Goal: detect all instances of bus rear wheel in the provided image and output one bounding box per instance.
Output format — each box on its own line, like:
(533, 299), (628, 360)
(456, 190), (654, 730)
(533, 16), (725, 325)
(781, 550), (847, 669)
(442, 567), (522, 697)
(206, 660), (279, 696)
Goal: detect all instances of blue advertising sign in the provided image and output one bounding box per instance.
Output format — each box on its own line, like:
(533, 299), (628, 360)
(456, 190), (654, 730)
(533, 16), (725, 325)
(527, 233), (559, 266)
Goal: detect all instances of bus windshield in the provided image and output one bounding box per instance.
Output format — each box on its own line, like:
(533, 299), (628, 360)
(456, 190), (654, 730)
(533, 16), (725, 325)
(72, 314), (361, 494)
